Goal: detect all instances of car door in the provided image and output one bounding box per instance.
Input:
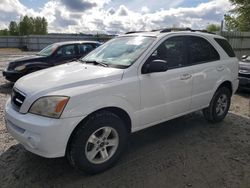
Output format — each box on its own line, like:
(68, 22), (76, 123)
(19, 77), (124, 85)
(139, 36), (193, 127)
(186, 36), (221, 110)
(53, 44), (78, 65)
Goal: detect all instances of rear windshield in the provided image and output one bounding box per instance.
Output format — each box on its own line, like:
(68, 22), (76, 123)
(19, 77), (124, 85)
(214, 38), (235, 57)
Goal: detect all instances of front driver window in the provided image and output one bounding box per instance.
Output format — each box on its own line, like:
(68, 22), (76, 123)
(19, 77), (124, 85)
(78, 44), (94, 55)
(56, 45), (76, 57)
(148, 36), (187, 69)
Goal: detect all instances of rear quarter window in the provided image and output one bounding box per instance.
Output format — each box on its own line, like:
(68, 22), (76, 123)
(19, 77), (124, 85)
(214, 38), (235, 57)
(188, 36), (220, 65)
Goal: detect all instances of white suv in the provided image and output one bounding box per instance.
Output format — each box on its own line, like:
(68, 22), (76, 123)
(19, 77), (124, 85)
(5, 29), (239, 174)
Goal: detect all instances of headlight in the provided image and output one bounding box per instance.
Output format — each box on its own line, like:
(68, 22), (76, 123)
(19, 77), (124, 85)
(14, 65), (26, 71)
(29, 96), (69, 118)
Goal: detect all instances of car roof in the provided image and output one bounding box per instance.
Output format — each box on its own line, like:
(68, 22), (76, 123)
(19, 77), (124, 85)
(53, 40), (100, 46)
(120, 28), (225, 40)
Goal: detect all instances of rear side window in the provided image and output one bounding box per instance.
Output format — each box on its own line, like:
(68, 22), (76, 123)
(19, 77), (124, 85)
(188, 36), (220, 65)
(214, 38), (235, 57)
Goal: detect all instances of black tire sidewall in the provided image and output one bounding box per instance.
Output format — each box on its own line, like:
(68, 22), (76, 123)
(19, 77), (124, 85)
(68, 111), (128, 174)
(211, 87), (231, 122)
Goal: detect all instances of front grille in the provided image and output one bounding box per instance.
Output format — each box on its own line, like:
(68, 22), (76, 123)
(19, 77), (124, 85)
(7, 62), (15, 71)
(11, 88), (26, 110)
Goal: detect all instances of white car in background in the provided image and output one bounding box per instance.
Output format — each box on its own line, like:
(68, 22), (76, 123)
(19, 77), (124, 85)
(5, 28), (239, 174)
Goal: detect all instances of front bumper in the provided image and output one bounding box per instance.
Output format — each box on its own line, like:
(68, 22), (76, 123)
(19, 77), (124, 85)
(2, 69), (23, 82)
(239, 76), (250, 88)
(5, 99), (84, 158)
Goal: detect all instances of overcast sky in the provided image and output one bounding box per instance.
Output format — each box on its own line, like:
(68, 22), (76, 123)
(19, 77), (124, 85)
(0, 0), (232, 34)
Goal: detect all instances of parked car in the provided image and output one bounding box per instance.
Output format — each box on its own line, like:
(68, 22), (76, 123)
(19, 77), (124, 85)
(3, 41), (101, 82)
(238, 55), (250, 89)
(5, 29), (239, 174)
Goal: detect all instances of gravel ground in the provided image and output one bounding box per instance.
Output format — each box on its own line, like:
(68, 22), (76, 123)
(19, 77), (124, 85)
(0, 51), (250, 188)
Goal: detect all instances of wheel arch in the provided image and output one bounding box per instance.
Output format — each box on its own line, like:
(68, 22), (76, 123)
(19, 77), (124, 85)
(65, 106), (132, 155)
(216, 80), (233, 96)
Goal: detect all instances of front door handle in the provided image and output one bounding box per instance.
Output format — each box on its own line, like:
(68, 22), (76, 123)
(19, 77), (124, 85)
(217, 65), (225, 71)
(180, 73), (192, 80)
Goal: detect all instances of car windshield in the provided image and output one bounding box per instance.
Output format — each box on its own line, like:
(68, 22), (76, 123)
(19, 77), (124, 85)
(81, 36), (155, 68)
(37, 44), (58, 56)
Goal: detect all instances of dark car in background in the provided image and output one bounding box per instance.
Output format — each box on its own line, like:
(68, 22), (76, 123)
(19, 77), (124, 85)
(238, 55), (250, 89)
(3, 41), (101, 82)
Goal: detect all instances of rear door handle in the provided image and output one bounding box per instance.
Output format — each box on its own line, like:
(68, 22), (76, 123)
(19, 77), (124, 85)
(217, 65), (225, 71)
(180, 73), (192, 80)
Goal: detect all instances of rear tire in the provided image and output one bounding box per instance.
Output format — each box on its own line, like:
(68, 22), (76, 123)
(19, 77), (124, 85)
(67, 111), (128, 174)
(203, 87), (231, 123)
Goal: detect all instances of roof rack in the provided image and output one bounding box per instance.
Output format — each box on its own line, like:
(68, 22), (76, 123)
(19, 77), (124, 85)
(125, 28), (215, 35)
(158, 27), (192, 32)
(125, 31), (145, 34)
(157, 28), (214, 34)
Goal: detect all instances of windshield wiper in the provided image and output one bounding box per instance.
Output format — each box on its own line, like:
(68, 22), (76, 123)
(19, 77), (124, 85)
(80, 60), (108, 67)
(36, 53), (46, 56)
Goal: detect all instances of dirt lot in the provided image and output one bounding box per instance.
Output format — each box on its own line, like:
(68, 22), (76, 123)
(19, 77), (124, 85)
(0, 51), (250, 188)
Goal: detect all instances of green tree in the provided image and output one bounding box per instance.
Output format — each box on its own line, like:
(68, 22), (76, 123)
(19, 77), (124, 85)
(34, 17), (42, 34)
(225, 0), (250, 31)
(0, 29), (9, 36)
(8, 21), (19, 35)
(1, 15), (48, 36)
(41, 17), (48, 34)
(206, 24), (221, 33)
(19, 15), (33, 35)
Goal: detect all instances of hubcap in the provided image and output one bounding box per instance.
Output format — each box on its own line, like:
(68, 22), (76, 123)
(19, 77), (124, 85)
(85, 127), (119, 164)
(215, 94), (228, 116)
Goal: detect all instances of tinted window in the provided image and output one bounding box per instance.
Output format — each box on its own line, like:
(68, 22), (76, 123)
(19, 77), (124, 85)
(214, 38), (235, 57)
(56, 45), (76, 57)
(188, 36), (220, 64)
(148, 36), (187, 69)
(78, 44), (94, 55)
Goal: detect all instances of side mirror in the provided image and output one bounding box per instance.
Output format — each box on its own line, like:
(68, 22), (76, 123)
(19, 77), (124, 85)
(142, 59), (168, 74)
(242, 55), (248, 60)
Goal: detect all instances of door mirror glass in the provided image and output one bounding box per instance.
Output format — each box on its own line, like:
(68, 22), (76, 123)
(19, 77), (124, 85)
(242, 55), (248, 60)
(142, 59), (168, 74)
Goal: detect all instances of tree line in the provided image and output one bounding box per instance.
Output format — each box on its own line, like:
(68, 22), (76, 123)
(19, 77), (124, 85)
(0, 0), (249, 36)
(202, 0), (249, 33)
(0, 15), (48, 36)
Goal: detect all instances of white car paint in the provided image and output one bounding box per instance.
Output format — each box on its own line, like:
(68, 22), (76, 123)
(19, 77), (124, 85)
(5, 31), (239, 158)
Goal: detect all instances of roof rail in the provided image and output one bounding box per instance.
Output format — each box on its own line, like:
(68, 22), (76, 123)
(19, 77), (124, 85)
(125, 28), (215, 35)
(158, 28), (215, 34)
(125, 31), (145, 34)
(159, 27), (192, 33)
(190, 29), (215, 34)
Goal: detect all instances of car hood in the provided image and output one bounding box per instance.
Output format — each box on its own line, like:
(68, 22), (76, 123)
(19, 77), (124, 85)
(13, 55), (44, 62)
(15, 61), (124, 96)
(8, 55), (46, 69)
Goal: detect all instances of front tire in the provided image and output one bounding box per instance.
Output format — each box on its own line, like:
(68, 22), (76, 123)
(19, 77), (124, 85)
(203, 87), (231, 123)
(67, 111), (128, 174)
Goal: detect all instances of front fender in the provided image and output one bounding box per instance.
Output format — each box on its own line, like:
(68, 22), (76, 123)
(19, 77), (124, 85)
(62, 95), (136, 122)
(25, 62), (51, 71)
